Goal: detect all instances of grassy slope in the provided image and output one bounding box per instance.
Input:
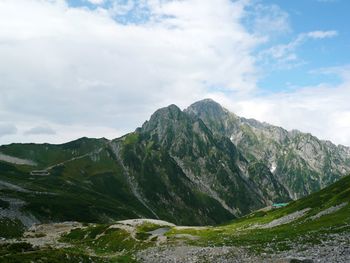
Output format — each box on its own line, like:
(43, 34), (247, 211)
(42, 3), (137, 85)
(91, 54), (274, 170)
(0, 140), (154, 226)
(168, 175), (350, 252)
(0, 132), (236, 227)
(1, 176), (348, 262)
(0, 137), (108, 168)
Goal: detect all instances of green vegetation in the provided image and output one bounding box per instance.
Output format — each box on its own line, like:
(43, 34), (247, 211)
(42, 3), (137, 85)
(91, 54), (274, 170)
(59, 175), (349, 258)
(167, 175), (350, 253)
(123, 133), (139, 146)
(0, 245), (110, 263)
(0, 199), (9, 209)
(59, 222), (163, 261)
(136, 222), (165, 233)
(0, 137), (107, 168)
(0, 145), (153, 224)
(0, 175), (348, 262)
(61, 223), (151, 253)
(0, 219), (25, 238)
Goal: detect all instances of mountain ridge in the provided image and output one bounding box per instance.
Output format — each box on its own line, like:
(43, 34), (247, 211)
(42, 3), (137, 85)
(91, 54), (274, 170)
(187, 98), (350, 199)
(0, 99), (349, 227)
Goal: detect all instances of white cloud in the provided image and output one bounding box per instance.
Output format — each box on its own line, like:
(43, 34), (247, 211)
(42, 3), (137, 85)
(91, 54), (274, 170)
(0, 123), (17, 138)
(0, 0), (268, 144)
(24, 125), (56, 135)
(109, 0), (135, 16)
(259, 30), (338, 69)
(2, 123), (120, 144)
(306, 30), (338, 39)
(87, 0), (105, 5)
(0, 0), (348, 149)
(244, 3), (290, 38)
(217, 66), (350, 146)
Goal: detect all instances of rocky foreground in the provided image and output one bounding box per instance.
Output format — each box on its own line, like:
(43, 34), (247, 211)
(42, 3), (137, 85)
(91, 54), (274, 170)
(137, 233), (350, 263)
(1, 218), (348, 263)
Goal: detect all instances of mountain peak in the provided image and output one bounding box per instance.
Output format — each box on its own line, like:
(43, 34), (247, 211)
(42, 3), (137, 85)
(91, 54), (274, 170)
(189, 98), (222, 108)
(141, 103), (187, 133)
(186, 98), (224, 113)
(185, 98), (229, 120)
(150, 104), (182, 120)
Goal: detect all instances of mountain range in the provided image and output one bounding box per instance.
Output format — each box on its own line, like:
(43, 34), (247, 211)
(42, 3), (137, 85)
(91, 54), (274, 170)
(1, 99), (350, 228)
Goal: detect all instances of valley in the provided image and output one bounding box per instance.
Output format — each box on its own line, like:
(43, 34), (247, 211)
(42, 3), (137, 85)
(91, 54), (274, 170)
(1, 174), (349, 262)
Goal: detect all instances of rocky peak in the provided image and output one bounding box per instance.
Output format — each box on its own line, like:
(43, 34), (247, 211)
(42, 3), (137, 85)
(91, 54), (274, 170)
(185, 98), (228, 120)
(141, 104), (186, 132)
(185, 99), (241, 140)
(185, 99), (350, 199)
(150, 104), (183, 121)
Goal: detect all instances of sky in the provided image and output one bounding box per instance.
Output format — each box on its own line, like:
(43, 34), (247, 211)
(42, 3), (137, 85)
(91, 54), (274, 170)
(0, 0), (350, 146)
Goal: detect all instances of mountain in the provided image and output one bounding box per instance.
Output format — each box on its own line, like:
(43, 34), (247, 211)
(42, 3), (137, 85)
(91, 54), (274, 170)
(186, 99), (350, 199)
(0, 137), (155, 228)
(109, 104), (290, 223)
(0, 99), (349, 230)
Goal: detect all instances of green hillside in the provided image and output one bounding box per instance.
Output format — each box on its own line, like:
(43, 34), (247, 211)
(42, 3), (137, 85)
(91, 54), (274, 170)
(0, 137), (108, 168)
(0, 175), (348, 262)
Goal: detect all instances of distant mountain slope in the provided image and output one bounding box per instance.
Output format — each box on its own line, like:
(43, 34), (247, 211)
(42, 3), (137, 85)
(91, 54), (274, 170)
(0, 137), (108, 168)
(186, 99), (350, 199)
(0, 139), (154, 228)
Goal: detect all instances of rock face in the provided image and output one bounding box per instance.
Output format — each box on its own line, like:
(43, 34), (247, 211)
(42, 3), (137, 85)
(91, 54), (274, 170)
(0, 99), (349, 226)
(109, 104), (291, 224)
(186, 99), (350, 199)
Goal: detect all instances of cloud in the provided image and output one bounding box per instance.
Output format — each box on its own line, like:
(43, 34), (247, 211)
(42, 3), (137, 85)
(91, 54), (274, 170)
(0, 0), (348, 148)
(259, 30), (338, 69)
(24, 125), (56, 135)
(306, 30), (338, 39)
(1, 123), (120, 145)
(243, 3), (290, 38)
(0, 123), (17, 137)
(0, 0), (274, 144)
(86, 0), (105, 5)
(217, 65), (350, 146)
(108, 0), (136, 17)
